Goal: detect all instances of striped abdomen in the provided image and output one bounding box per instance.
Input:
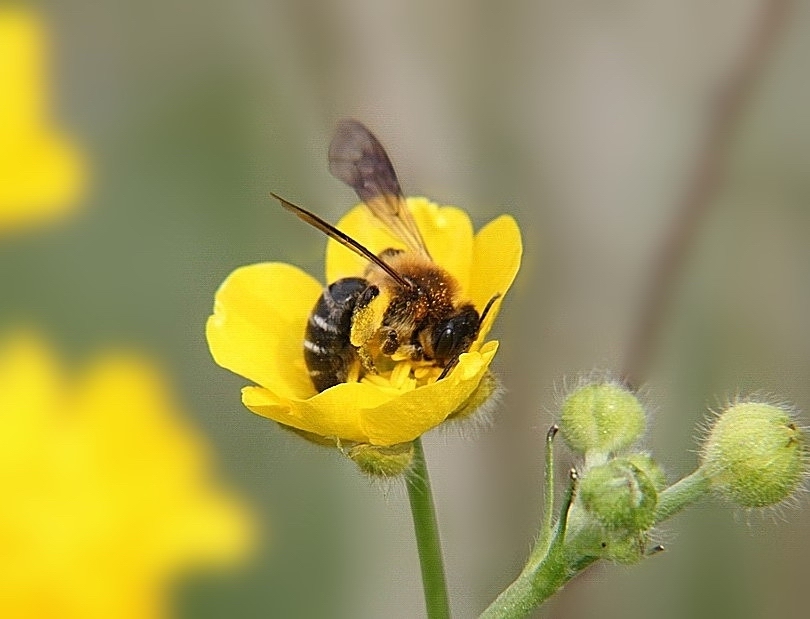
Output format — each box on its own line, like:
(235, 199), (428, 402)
(304, 277), (368, 392)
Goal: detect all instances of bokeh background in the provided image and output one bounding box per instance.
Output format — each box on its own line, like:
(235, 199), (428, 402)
(3, 1), (810, 617)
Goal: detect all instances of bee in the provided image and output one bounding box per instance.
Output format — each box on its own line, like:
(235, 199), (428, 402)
(272, 119), (499, 393)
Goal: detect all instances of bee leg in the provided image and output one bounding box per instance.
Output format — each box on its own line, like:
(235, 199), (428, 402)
(380, 328), (399, 355)
(409, 342), (424, 361)
(350, 285), (382, 376)
(356, 345), (377, 375)
(356, 284), (380, 309)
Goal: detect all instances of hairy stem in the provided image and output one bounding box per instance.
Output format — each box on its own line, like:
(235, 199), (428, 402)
(480, 470), (583, 619)
(654, 468), (711, 522)
(535, 424), (559, 556)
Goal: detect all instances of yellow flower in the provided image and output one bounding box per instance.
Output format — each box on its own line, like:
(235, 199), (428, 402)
(207, 197), (522, 448)
(0, 6), (86, 234)
(0, 330), (253, 619)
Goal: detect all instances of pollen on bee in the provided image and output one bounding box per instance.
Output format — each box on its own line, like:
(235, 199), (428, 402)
(349, 304), (377, 348)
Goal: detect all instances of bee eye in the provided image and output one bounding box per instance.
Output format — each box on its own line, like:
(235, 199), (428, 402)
(433, 324), (457, 361)
(431, 306), (481, 364)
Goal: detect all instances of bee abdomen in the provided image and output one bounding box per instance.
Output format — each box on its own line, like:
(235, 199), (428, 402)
(304, 277), (368, 392)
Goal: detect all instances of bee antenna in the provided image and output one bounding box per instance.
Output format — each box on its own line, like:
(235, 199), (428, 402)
(271, 192), (415, 291)
(480, 293), (502, 324)
(437, 355), (461, 382)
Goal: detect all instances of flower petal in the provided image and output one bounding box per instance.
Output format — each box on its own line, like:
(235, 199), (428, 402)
(206, 263), (322, 400)
(325, 203), (400, 283)
(325, 198), (474, 294)
(468, 215), (522, 343)
(0, 328), (254, 617)
(0, 7), (86, 234)
(407, 198), (473, 293)
(242, 341), (499, 446)
(242, 382), (393, 443)
(359, 341), (499, 445)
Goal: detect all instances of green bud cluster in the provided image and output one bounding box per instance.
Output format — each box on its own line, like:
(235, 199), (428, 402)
(558, 380), (662, 564)
(484, 387), (807, 617)
(701, 401), (806, 508)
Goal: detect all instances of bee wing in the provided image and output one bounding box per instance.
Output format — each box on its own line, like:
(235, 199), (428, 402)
(328, 119), (431, 259)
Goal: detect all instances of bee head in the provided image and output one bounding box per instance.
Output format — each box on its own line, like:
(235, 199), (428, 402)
(429, 305), (480, 365)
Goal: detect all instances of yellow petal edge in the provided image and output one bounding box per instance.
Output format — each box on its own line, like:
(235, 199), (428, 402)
(242, 341), (498, 446)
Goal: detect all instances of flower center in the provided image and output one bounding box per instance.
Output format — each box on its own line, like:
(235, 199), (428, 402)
(359, 359), (443, 393)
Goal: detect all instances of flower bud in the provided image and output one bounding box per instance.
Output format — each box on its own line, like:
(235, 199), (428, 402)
(579, 458), (658, 531)
(566, 519), (647, 565)
(701, 401), (806, 508)
(600, 530), (648, 565)
(348, 442), (415, 477)
(625, 452), (667, 490)
(560, 381), (646, 455)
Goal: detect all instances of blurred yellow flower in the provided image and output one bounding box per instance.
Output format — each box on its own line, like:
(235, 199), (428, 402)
(0, 330), (253, 619)
(0, 6), (86, 234)
(207, 198), (522, 448)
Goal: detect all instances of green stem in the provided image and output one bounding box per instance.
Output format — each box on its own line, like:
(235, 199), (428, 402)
(654, 467), (711, 522)
(407, 438), (450, 619)
(535, 425), (559, 555)
(481, 466), (713, 618)
(480, 469), (584, 619)
(479, 537), (579, 619)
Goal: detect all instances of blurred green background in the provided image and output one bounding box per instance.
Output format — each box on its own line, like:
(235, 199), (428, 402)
(3, 1), (810, 617)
